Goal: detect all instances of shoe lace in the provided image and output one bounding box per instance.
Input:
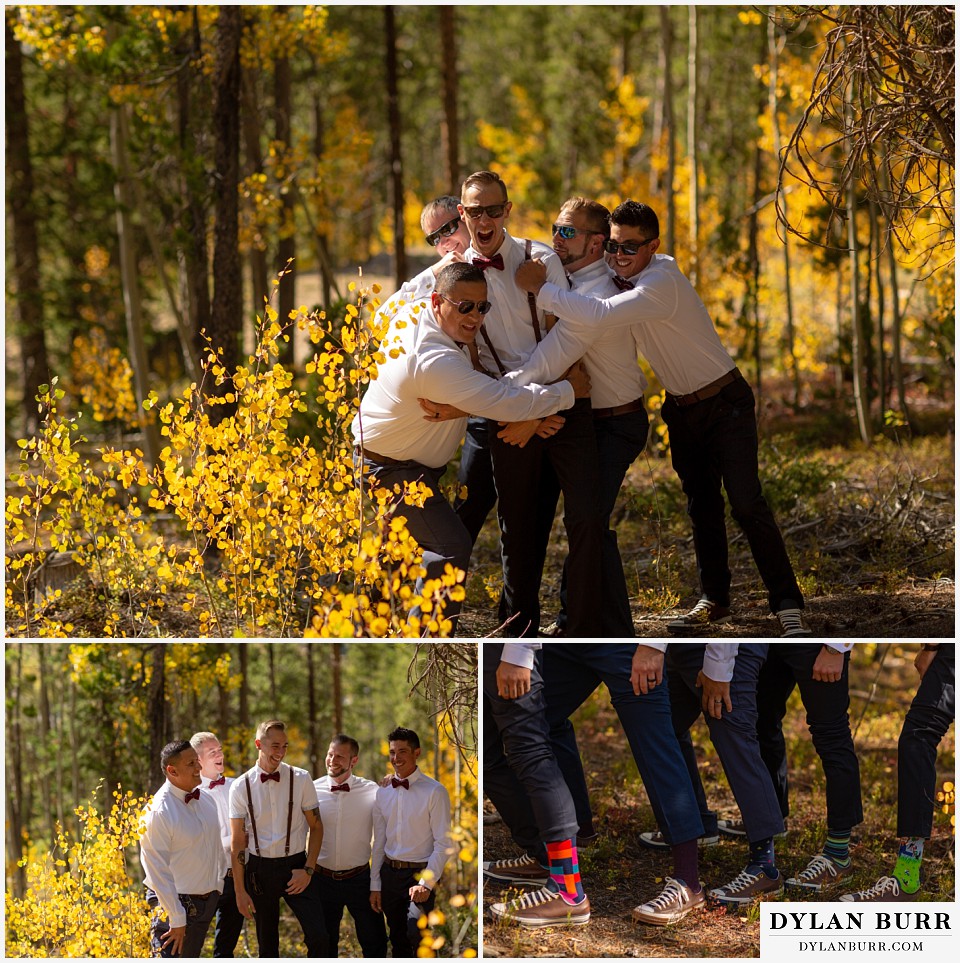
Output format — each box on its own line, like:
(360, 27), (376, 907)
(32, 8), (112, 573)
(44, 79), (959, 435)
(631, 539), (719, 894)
(645, 877), (685, 910)
(797, 854), (835, 881)
(778, 609), (807, 632)
(496, 854), (538, 870)
(861, 876), (901, 899)
(722, 868), (762, 894)
(680, 599), (714, 622)
(509, 886), (559, 910)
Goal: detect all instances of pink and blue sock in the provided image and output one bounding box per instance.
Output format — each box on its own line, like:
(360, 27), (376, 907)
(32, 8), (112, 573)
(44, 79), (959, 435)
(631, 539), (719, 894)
(545, 838), (585, 905)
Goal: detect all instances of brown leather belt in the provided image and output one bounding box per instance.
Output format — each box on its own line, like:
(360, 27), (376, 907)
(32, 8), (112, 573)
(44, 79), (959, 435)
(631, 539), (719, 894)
(386, 858), (428, 871)
(669, 368), (743, 407)
(316, 864), (368, 880)
(593, 398), (646, 419)
(355, 446), (405, 466)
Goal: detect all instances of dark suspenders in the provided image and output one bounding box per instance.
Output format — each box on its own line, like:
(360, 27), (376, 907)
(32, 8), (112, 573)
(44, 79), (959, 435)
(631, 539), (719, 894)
(245, 767), (295, 857)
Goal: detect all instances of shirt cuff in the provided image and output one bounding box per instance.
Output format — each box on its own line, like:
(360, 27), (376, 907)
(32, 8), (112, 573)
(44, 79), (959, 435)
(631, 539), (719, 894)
(701, 643), (738, 683)
(500, 642), (540, 669)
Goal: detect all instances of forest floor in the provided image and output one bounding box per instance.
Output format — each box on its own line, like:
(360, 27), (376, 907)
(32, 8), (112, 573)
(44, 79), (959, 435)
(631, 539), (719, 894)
(481, 646), (956, 958)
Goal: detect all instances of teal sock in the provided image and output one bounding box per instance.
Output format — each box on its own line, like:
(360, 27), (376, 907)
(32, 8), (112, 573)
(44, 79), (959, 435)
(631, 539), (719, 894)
(893, 838), (924, 894)
(822, 828), (852, 867)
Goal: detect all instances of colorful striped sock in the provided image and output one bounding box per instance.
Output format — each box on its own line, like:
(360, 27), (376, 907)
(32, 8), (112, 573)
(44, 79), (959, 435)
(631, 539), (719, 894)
(545, 838), (585, 905)
(893, 837), (924, 894)
(822, 828), (852, 867)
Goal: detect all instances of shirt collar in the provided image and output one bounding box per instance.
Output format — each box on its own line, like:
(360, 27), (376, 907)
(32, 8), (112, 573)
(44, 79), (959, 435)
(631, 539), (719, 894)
(166, 781), (195, 802)
(569, 258), (609, 285)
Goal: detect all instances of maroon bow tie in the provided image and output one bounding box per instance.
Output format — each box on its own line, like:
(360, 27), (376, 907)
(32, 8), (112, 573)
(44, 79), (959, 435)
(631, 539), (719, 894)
(261, 771), (281, 783)
(184, 788), (201, 804)
(474, 253), (504, 271)
(612, 275), (634, 291)
(208, 775), (226, 788)
(330, 782), (350, 792)
(391, 777), (410, 790)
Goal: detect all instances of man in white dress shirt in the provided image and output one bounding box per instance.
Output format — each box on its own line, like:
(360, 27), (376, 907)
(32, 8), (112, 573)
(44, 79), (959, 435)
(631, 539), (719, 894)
(190, 730), (244, 958)
(312, 734), (387, 958)
(456, 170), (618, 638)
(370, 726), (452, 958)
(537, 197), (649, 637)
(514, 200), (811, 638)
(352, 260), (588, 633)
(229, 720), (327, 957)
(140, 739), (227, 958)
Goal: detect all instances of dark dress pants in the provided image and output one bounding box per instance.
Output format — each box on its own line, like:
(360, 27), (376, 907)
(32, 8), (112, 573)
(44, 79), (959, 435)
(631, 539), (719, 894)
(147, 888), (218, 959)
(897, 643), (955, 838)
(661, 377), (803, 613)
(315, 867), (387, 958)
(552, 409), (647, 634)
(362, 457), (473, 632)
(667, 643), (784, 843)
(380, 864), (436, 958)
(483, 643), (578, 859)
(543, 643), (703, 844)
(756, 644), (863, 830)
(212, 872), (245, 957)
(490, 399), (605, 637)
(454, 416), (499, 544)
(246, 853), (328, 957)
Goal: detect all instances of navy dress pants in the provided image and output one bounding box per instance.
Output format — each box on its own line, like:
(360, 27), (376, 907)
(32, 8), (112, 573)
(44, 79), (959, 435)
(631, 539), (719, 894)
(756, 643), (862, 830)
(315, 868), (387, 958)
(212, 873), (245, 957)
(897, 643), (955, 838)
(543, 643), (703, 845)
(483, 643), (578, 859)
(379, 864), (432, 959)
(454, 416), (499, 545)
(666, 643), (784, 844)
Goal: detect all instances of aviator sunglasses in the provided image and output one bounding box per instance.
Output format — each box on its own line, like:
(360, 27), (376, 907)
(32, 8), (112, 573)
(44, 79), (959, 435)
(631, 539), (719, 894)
(603, 237), (657, 256)
(438, 294), (493, 315)
(425, 215), (462, 247)
(552, 224), (605, 239)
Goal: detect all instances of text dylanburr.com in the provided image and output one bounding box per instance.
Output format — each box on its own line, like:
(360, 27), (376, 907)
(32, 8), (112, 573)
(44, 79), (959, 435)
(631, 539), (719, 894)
(761, 904), (958, 961)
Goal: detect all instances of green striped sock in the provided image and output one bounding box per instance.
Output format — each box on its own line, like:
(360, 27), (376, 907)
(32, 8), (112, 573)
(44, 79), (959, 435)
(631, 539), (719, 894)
(822, 828), (851, 867)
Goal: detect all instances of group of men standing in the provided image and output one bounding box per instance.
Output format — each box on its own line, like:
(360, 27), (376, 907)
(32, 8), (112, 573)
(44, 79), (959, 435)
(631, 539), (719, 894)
(139, 722), (452, 958)
(352, 170), (812, 639)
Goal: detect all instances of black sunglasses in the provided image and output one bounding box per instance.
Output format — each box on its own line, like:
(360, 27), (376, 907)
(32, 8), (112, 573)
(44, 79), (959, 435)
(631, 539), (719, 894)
(425, 215), (462, 247)
(462, 204), (508, 219)
(603, 237), (657, 256)
(438, 294), (493, 315)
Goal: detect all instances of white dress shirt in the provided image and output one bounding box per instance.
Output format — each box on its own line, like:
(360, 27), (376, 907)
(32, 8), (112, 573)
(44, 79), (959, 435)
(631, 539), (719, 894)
(313, 774), (379, 871)
(229, 762), (319, 858)
(350, 302), (574, 468)
(517, 254), (736, 396)
(465, 232), (568, 374)
(140, 781), (227, 928)
(374, 266), (437, 333)
(499, 641), (541, 669)
(565, 259), (648, 410)
(370, 767), (451, 892)
(202, 773), (235, 868)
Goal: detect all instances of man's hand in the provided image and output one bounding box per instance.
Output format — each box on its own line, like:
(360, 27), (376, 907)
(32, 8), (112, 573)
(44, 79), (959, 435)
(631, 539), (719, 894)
(235, 888), (256, 920)
(535, 414), (565, 439)
(565, 361), (591, 399)
(496, 661), (532, 700)
(496, 418), (542, 447)
(915, 646), (938, 679)
(286, 868), (312, 895)
(430, 250), (466, 278)
(812, 646), (844, 682)
(409, 884), (431, 903)
(697, 670), (732, 719)
(418, 398), (467, 421)
(161, 924), (186, 955)
(370, 891), (383, 913)
(516, 257), (548, 295)
(630, 645), (665, 695)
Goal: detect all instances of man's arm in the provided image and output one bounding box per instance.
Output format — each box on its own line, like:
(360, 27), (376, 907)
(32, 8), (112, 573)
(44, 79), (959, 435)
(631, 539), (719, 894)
(697, 643), (739, 719)
(369, 799), (386, 913)
(140, 812), (189, 942)
(415, 785), (452, 902)
(230, 816), (256, 920)
(812, 643), (853, 682)
(287, 805), (323, 895)
(497, 641), (540, 699)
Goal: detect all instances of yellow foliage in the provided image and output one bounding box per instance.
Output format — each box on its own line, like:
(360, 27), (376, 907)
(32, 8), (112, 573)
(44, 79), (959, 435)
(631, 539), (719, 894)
(4, 785), (152, 958)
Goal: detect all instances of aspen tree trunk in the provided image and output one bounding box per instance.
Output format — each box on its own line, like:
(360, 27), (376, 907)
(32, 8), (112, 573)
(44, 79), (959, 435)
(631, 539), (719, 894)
(6, 12), (50, 437)
(6, 643), (26, 898)
(147, 643), (168, 794)
(274, 30), (296, 366)
(111, 104), (162, 466)
(306, 643), (320, 774)
(659, 6), (676, 254)
(439, 6), (460, 194)
(847, 88), (871, 444)
(385, 6), (407, 285)
(241, 68), (270, 350)
(331, 643), (343, 734)
(238, 643), (250, 730)
(687, 5), (699, 285)
(870, 199), (887, 414)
